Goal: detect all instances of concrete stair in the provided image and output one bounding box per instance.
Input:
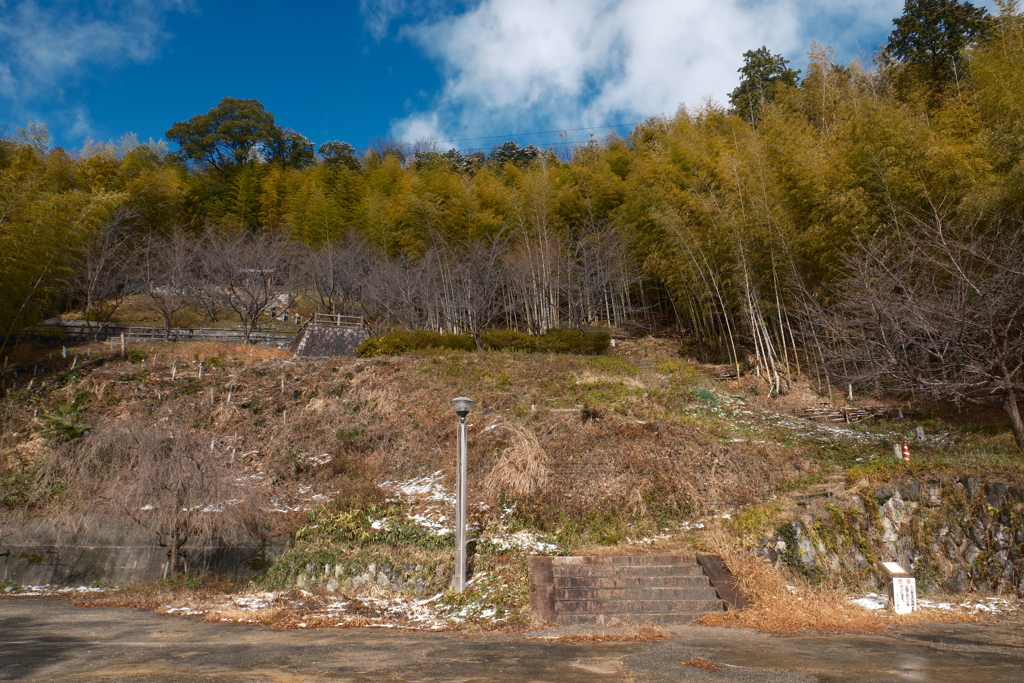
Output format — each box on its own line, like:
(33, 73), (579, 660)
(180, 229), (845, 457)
(542, 554), (727, 626)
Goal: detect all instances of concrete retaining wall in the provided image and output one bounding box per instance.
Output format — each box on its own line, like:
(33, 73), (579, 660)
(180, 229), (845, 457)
(1, 518), (286, 586)
(290, 324), (369, 358)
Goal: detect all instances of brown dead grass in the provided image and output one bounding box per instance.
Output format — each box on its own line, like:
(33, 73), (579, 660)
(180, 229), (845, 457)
(8, 340), (819, 523)
(76, 586), (446, 631)
(695, 528), (983, 634)
(156, 342), (292, 363)
(72, 578), (243, 612)
(484, 424), (550, 498)
(682, 658), (722, 671)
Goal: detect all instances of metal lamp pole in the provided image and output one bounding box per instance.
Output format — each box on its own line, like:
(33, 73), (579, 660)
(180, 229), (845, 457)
(450, 397), (474, 592)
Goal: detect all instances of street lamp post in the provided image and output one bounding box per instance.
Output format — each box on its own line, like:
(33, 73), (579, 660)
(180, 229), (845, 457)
(450, 396), (474, 592)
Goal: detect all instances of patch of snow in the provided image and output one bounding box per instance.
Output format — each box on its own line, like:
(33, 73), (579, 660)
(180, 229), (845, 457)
(300, 452), (334, 467)
(486, 530), (557, 553)
(850, 593), (887, 610)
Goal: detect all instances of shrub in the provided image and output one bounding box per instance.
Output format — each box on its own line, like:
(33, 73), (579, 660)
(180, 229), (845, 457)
(485, 328), (609, 354)
(357, 328), (610, 356)
(356, 330), (476, 357)
(536, 328), (610, 355)
(124, 349), (147, 363)
(41, 402), (90, 442)
(480, 329), (538, 352)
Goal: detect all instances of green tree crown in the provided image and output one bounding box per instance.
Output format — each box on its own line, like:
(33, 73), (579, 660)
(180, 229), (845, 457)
(884, 0), (992, 87)
(728, 46), (801, 123)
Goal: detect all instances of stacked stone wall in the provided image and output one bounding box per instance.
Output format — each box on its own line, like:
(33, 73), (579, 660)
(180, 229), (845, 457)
(756, 478), (1024, 595)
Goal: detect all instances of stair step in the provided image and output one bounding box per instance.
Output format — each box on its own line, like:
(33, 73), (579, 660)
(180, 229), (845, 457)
(555, 587), (719, 601)
(551, 554), (697, 566)
(556, 612), (711, 626)
(555, 599), (726, 615)
(554, 576), (711, 589)
(553, 564), (705, 578)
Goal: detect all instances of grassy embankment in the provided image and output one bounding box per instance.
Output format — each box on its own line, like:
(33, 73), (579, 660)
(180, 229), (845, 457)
(1, 336), (1021, 630)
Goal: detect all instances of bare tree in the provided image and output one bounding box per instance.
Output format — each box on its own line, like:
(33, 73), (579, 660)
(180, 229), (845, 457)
(133, 229), (196, 340)
(818, 212), (1024, 450)
(40, 421), (269, 578)
(440, 238), (508, 348)
(65, 206), (136, 339)
(303, 233), (371, 316)
(558, 225), (642, 330)
(200, 230), (298, 343)
(0, 507), (25, 550)
(360, 251), (438, 333)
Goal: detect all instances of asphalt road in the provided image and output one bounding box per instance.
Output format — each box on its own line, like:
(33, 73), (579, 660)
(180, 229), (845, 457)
(2, 597), (1023, 681)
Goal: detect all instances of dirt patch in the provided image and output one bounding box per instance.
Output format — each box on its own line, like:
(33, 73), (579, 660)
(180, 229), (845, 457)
(682, 657), (722, 671)
(524, 625), (674, 642)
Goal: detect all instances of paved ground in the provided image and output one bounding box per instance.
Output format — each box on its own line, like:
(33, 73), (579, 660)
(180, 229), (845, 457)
(3, 597), (1024, 681)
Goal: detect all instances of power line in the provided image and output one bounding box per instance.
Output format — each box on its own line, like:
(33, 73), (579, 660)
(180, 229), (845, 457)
(432, 123), (641, 145)
(351, 122), (644, 156)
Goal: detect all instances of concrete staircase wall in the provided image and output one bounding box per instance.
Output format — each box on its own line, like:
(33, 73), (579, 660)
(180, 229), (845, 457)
(529, 554), (744, 626)
(290, 324), (369, 358)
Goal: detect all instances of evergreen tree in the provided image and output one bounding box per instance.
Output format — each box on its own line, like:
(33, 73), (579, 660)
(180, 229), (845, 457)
(885, 0), (992, 88)
(728, 47), (801, 123)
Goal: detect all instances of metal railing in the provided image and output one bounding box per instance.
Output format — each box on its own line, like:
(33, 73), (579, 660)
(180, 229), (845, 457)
(37, 320), (296, 348)
(312, 313), (365, 328)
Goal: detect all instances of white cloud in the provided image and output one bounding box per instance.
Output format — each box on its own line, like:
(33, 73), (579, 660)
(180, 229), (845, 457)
(0, 1), (188, 103)
(366, 0), (914, 144)
(359, 0), (456, 41)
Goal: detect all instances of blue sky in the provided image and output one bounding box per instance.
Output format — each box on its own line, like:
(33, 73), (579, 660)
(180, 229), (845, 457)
(0, 1), (996, 153)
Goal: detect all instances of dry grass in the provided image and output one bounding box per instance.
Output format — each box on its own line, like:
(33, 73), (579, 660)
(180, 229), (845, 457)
(155, 342), (292, 363)
(682, 658), (722, 671)
(5, 340), (819, 524)
(695, 528), (983, 634)
(525, 625), (674, 642)
(75, 585), (452, 630)
(73, 578), (240, 612)
(484, 424), (550, 498)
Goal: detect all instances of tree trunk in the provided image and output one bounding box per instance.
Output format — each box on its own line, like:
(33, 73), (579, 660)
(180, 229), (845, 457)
(169, 534), (180, 579)
(1002, 390), (1024, 453)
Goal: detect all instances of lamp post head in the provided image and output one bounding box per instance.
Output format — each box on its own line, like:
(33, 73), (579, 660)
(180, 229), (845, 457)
(451, 397), (475, 419)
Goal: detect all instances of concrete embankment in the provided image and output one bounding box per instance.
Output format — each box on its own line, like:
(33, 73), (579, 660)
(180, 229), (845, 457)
(2, 518), (285, 585)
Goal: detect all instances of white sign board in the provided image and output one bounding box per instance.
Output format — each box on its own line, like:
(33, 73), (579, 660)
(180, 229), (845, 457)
(892, 577), (917, 614)
(882, 562), (905, 574)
